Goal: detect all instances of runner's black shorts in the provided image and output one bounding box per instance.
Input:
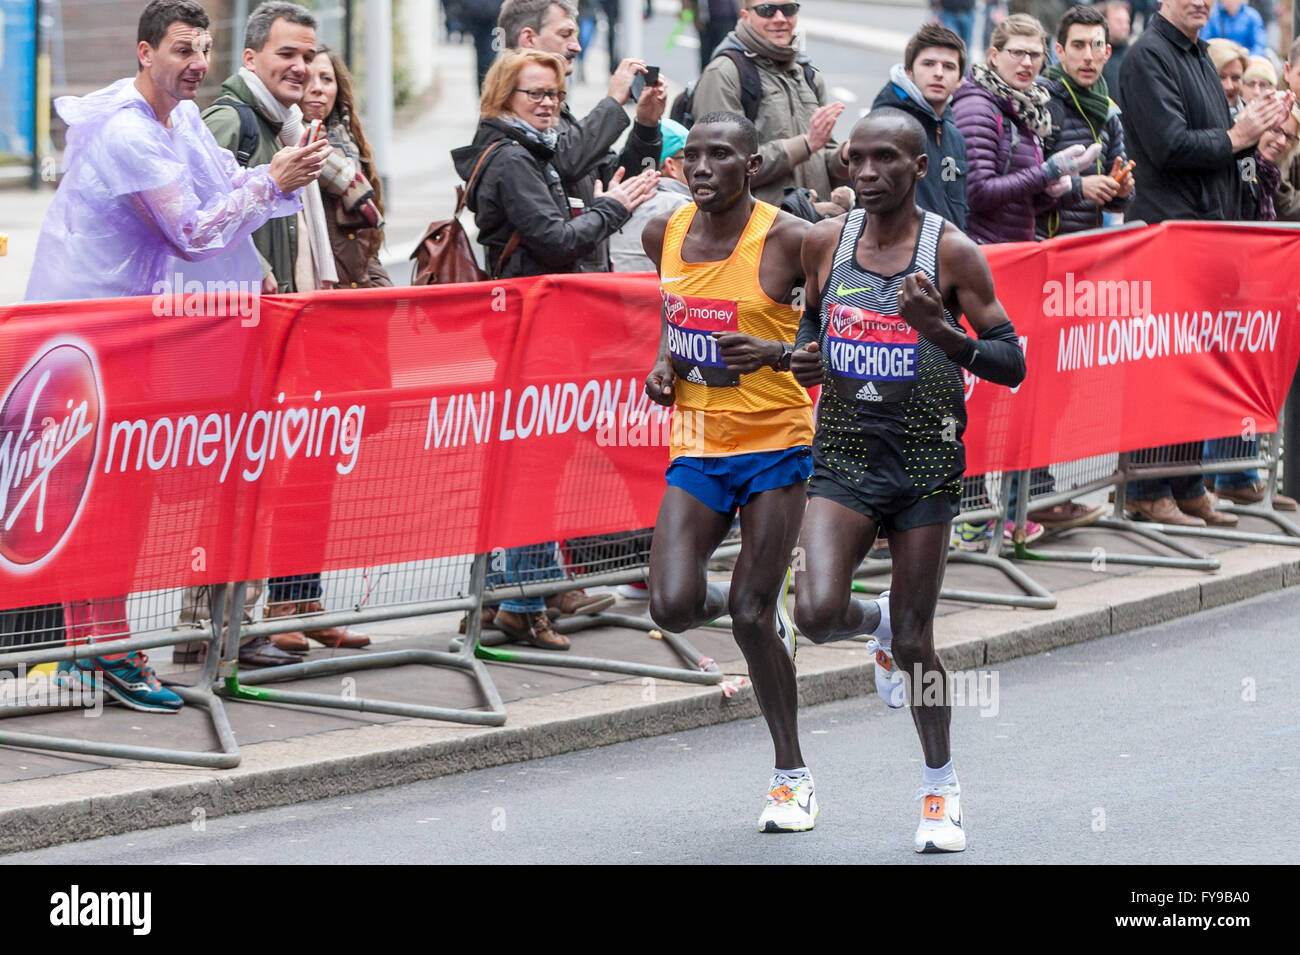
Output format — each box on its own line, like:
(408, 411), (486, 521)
(807, 465), (961, 533)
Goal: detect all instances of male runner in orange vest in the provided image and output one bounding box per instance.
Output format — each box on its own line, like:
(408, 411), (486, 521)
(641, 111), (823, 832)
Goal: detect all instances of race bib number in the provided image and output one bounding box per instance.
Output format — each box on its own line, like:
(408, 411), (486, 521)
(663, 290), (740, 388)
(824, 303), (917, 404)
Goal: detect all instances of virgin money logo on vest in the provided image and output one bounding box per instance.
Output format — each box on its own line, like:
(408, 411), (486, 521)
(663, 291), (688, 326)
(829, 304), (866, 338)
(0, 342), (101, 569)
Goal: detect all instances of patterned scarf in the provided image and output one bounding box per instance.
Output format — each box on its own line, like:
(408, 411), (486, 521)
(970, 62), (1053, 138)
(319, 112), (384, 230)
(1255, 151), (1281, 221)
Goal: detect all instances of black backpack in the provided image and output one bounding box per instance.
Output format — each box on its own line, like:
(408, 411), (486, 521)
(671, 48), (819, 128)
(212, 96), (262, 167)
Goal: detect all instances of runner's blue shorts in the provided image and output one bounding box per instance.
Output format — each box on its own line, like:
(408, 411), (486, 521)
(666, 446), (813, 515)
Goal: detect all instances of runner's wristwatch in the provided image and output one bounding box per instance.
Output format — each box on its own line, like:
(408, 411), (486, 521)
(773, 342), (794, 372)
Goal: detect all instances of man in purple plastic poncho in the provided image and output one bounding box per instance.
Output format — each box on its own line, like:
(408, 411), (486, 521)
(25, 0), (331, 713)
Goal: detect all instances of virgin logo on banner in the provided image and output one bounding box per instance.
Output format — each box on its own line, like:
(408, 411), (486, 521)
(0, 340), (102, 570)
(1, 223), (1298, 609)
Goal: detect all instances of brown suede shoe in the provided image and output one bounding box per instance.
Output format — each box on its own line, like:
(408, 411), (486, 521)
(1126, 496), (1206, 526)
(494, 610), (570, 650)
(1215, 482), (1299, 512)
(1175, 493), (1238, 527)
(546, 589), (615, 617)
(265, 601), (309, 652)
(297, 600), (371, 648)
(458, 605), (498, 634)
(1027, 501), (1107, 530)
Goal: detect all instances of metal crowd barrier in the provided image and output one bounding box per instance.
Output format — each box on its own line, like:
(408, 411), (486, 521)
(0, 589), (240, 768)
(851, 469), (1057, 609)
(450, 529), (727, 686)
(216, 554), (507, 725)
(1011, 423), (1298, 571)
(1120, 425), (1300, 546)
(1009, 452), (1221, 570)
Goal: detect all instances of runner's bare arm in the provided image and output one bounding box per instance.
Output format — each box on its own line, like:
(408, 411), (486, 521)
(897, 228), (1025, 388)
(642, 210), (677, 405)
(715, 211), (813, 372)
(790, 218), (840, 388)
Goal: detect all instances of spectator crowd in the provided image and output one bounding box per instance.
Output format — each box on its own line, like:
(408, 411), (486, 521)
(8, 0), (1300, 711)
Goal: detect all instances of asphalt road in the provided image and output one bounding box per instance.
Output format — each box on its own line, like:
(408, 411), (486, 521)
(8, 587), (1298, 865)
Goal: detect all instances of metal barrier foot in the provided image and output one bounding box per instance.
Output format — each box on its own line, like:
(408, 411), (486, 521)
(852, 553), (1058, 610)
(214, 559), (508, 727)
(468, 610), (725, 686)
(1153, 502), (1300, 547)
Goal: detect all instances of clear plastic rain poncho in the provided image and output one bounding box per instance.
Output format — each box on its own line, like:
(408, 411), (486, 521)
(25, 77), (301, 302)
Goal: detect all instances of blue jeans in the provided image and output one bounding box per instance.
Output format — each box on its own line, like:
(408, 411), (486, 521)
(938, 10), (974, 53)
(268, 573), (321, 604)
(1202, 437), (1260, 489)
(492, 543), (563, 614)
(1007, 467), (1055, 517)
(1126, 444), (1205, 500)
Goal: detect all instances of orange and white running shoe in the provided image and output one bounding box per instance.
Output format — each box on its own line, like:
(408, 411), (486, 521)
(914, 785), (965, 853)
(758, 771), (819, 833)
(865, 590), (904, 708)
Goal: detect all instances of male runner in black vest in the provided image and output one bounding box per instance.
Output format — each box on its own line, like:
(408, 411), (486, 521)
(791, 110), (1026, 853)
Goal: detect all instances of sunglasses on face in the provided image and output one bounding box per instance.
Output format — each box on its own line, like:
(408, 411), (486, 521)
(514, 87), (566, 103)
(749, 3), (800, 18)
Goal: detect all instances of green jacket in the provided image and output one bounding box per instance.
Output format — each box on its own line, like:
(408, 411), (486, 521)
(201, 74), (299, 291)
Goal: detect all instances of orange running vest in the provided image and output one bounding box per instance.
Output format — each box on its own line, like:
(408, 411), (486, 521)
(659, 200), (813, 459)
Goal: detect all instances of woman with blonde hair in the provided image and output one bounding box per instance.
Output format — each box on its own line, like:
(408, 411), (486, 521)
(1206, 38), (1249, 115)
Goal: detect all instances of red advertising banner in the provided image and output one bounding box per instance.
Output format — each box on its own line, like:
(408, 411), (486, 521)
(2, 222), (1298, 608)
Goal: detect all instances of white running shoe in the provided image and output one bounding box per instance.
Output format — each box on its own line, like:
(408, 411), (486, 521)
(758, 771), (819, 833)
(616, 582), (649, 599)
(775, 568), (796, 660)
(865, 590), (904, 708)
(914, 785), (966, 853)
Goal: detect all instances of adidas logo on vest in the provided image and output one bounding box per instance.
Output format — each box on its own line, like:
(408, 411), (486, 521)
(856, 381), (883, 401)
(686, 366), (707, 385)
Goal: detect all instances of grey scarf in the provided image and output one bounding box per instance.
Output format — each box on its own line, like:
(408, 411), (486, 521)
(501, 114), (559, 151)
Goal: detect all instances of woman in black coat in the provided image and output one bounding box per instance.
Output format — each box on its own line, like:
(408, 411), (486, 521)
(451, 49), (658, 279)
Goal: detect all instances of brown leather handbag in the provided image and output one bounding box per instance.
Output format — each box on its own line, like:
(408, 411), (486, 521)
(410, 141), (520, 285)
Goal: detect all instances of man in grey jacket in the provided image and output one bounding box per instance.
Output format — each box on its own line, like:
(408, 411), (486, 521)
(690, 1), (850, 206)
(500, 0), (664, 271)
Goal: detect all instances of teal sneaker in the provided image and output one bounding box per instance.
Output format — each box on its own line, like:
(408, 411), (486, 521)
(63, 652), (183, 714)
(951, 521), (993, 552)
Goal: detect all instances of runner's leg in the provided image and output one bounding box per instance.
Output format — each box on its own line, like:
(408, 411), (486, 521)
(885, 521), (952, 768)
(792, 496), (883, 643)
(647, 486), (733, 635)
(730, 482), (807, 769)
